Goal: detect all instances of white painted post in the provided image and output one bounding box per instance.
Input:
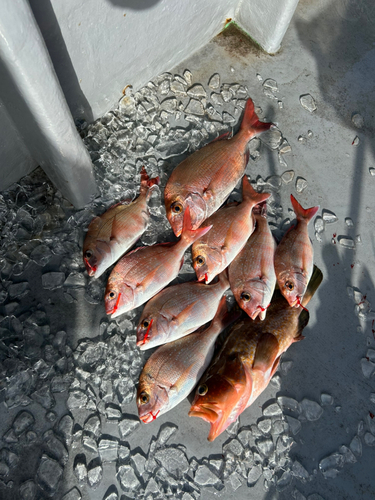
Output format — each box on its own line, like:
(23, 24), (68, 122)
(0, 0), (97, 208)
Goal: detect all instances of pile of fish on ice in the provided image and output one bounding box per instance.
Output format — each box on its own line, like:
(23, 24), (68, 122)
(82, 98), (322, 442)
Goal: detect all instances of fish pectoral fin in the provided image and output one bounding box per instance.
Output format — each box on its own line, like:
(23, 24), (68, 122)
(176, 301), (199, 326)
(252, 332), (279, 373)
(202, 188), (214, 203)
(136, 266), (161, 293)
(222, 221), (240, 255)
(110, 215), (123, 243)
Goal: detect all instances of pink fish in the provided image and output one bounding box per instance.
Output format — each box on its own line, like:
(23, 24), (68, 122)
(229, 203), (276, 320)
(83, 166), (159, 278)
(136, 271), (229, 350)
(191, 176), (270, 283)
(274, 195), (319, 308)
(137, 297), (240, 423)
(104, 207), (211, 318)
(164, 98), (272, 236)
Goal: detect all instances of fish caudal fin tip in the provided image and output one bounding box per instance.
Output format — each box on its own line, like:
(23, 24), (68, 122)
(242, 177), (271, 205)
(241, 98), (272, 137)
(290, 194), (319, 222)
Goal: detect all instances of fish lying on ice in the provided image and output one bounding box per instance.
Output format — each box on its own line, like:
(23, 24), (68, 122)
(136, 271), (230, 350)
(274, 195), (319, 308)
(191, 175), (270, 284)
(137, 297), (240, 423)
(189, 265), (323, 441)
(104, 207), (211, 318)
(83, 166), (159, 278)
(164, 98), (272, 237)
(229, 202), (276, 320)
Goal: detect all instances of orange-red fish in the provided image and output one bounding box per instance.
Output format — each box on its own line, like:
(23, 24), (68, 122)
(274, 195), (319, 308)
(83, 167), (159, 278)
(136, 271), (229, 350)
(229, 203), (276, 320)
(104, 207), (211, 318)
(164, 98), (272, 237)
(137, 297), (240, 423)
(189, 266), (322, 441)
(192, 176), (270, 284)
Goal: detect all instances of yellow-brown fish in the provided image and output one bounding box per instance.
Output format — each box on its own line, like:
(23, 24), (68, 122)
(192, 176), (270, 283)
(83, 166), (159, 278)
(137, 297), (240, 423)
(136, 271), (229, 350)
(189, 265), (322, 441)
(164, 98), (272, 237)
(104, 207), (211, 318)
(229, 202), (276, 320)
(274, 195), (319, 308)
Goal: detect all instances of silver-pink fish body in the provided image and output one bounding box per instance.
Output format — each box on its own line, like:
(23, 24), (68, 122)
(136, 272), (229, 350)
(137, 297), (236, 423)
(229, 210), (276, 320)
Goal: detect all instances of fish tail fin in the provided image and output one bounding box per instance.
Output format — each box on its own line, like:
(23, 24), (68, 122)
(301, 265), (323, 307)
(253, 200), (268, 217)
(140, 166), (160, 197)
(179, 206), (211, 247)
(242, 175), (271, 205)
(290, 194), (319, 223)
(240, 98), (272, 139)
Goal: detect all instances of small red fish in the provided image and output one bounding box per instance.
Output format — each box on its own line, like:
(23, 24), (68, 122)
(274, 195), (319, 307)
(83, 166), (159, 278)
(164, 98), (272, 236)
(104, 207), (211, 318)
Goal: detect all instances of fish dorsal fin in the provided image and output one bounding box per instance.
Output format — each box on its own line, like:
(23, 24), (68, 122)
(301, 265), (323, 307)
(252, 332), (279, 373)
(211, 131), (232, 143)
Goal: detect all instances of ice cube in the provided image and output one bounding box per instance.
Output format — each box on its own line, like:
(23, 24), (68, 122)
(12, 411), (35, 435)
(87, 463), (103, 488)
(247, 464), (262, 485)
(19, 480), (37, 500)
(352, 136), (360, 146)
(277, 396), (301, 414)
(185, 99), (205, 116)
(117, 464), (141, 492)
(61, 487), (82, 500)
(299, 399), (323, 421)
(299, 94), (317, 112)
(257, 419), (272, 434)
(194, 465), (220, 486)
(320, 393), (333, 405)
(277, 470), (292, 491)
(285, 416), (302, 436)
(319, 452), (345, 478)
(187, 84), (206, 98)
(256, 438), (274, 456)
(43, 430), (69, 465)
(292, 460), (309, 480)
(154, 448), (189, 475)
(263, 402), (282, 417)
(208, 73), (220, 89)
(118, 416), (140, 440)
(296, 177), (308, 193)
(322, 209), (338, 223)
(364, 432), (375, 446)
(42, 272), (65, 290)
(37, 454), (64, 495)
(314, 217), (325, 234)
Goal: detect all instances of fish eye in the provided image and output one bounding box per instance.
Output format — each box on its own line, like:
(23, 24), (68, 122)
(195, 255), (205, 267)
(171, 202), (183, 214)
(139, 392), (149, 404)
(285, 281), (294, 291)
(197, 384), (208, 396)
(108, 290), (116, 300)
(241, 292), (251, 302)
(142, 319), (150, 329)
(84, 250), (93, 259)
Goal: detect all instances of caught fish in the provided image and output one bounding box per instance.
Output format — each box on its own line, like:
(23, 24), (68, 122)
(189, 266), (323, 441)
(137, 297), (240, 423)
(104, 207), (211, 318)
(229, 202), (276, 320)
(83, 167), (159, 278)
(192, 175), (270, 284)
(164, 98), (272, 237)
(274, 195), (319, 308)
(136, 271), (230, 350)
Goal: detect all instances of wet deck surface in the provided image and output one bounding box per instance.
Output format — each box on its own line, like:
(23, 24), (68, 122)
(1, 1), (375, 499)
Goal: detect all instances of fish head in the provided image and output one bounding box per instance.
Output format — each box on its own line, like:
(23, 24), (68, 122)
(137, 373), (169, 423)
(166, 192), (206, 237)
(83, 239), (112, 277)
(234, 279), (271, 320)
(278, 270), (307, 308)
(192, 244), (222, 283)
(136, 312), (169, 350)
(189, 355), (252, 441)
(104, 281), (134, 318)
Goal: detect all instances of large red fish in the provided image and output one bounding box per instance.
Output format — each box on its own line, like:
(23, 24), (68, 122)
(83, 166), (159, 278)
(274, 195), (319, 308)
(104, 207), (211, 318)
(164, 98), (272, 237)
(137, 297), (240, 423)
(191, 176), (270, 284)
(229, 202), (276, 320)
(136, 271), (229, 350)
(189, 266), (322, 441)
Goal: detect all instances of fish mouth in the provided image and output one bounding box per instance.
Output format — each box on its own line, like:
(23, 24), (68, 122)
(140, 410), (160, 424)
(188, 403), (224, 442)
(106, 293), (122, 317)
(136, 319), (154, 349)
(84, 258), (97, 276)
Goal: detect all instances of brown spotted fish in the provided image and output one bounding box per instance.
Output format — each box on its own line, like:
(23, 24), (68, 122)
(274, 195), (319, 308)
(189, 266), (322, 441)
(229, 202), (276, 320)
(137, 297), (240, 423)
(192, 176), (270, 284)
(104, 207), (211, 318)
(83, 166), (159, 278)
(164, 98), (272, 237)
(136, 271), (230, 350)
